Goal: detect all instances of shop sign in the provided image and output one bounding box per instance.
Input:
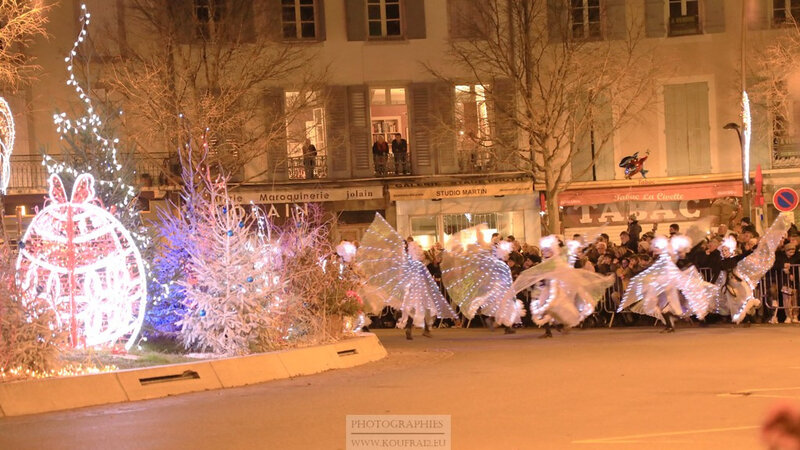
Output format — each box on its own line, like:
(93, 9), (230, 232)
(558, 181), (742, 206)
(563, 200), (713, 228)
(389, 182), (533, 201)
(233, 186), (383, 204)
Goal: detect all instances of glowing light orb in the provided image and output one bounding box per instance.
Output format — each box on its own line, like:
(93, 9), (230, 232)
(16, 174), (147, 349)
(0, 97), (14, 194)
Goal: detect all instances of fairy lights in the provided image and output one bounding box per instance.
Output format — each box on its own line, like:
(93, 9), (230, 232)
(742, 91), (751, 187)
(355, 214), (456, 328)
(16, 174), (148, 350)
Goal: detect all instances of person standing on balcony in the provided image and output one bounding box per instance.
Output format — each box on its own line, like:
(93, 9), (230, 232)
(372, 135), (389, 176)
(302, 138), (317, 180)
(391, 133), (410, 175)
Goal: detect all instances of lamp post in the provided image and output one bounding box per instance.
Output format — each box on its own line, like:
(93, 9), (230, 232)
(724, 121), (752, 220)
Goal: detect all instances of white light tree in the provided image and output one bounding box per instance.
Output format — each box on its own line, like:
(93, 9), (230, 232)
(431, 0), (658, 233)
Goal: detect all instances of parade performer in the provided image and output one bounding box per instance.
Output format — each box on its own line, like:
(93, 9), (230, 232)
(440, 225), (525, 334)
(711, 216), (789, 324)
(618, 235), (716, 332)
(354, 214), (456, 340)
(512, 236), (614, 338)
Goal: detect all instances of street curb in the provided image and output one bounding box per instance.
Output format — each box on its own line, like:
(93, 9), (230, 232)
(0, 333), (386, 417)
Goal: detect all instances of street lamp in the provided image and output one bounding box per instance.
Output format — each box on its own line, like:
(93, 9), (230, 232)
(724, 121), (752, 221)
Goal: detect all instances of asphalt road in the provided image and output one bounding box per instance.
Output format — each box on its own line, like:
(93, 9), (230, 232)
(1, 325), (799, 449)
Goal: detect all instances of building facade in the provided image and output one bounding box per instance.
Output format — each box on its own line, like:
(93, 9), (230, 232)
(4, 0), (800, 248)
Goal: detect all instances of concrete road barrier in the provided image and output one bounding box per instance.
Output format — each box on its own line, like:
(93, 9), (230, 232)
(0, 334), (386, 416)
(0, 373), (128, 416)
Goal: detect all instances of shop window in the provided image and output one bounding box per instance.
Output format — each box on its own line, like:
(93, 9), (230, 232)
(668, 0), (700, 36)
(285, 91), (327, 179)
(410, 216), (438, 249)
(282, 0), (318, 40)
(571, 0), (602, 40)
(455, 85), (493, 173)
(370, 87), (409, 176)
(409, 211), (525, 249)
(367, 0), (402, 38)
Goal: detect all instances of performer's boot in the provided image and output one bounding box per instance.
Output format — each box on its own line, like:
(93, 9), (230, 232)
(405, 319), (413, 340)
(422, 323), (432, 338)
(538, 324), (553, 339)
(661, 313), (675, 333)
(503, 325), (516, 335)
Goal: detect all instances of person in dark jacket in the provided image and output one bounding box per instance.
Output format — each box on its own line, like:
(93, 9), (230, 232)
(619, 230), (637, 253)
(391, 133), (410, 175)
(627, 214), (642, 247)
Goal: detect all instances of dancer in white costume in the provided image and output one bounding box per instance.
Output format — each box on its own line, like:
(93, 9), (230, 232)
(354, 214), (456, 340)
(513, 236), (614, 338)
(711, 216), (789, 324)
(440, 225), (525, 334)
(618, 234), (716, 332)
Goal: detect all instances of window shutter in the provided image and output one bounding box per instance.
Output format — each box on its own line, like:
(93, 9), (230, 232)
(686, 82), (710, 174)
(593, 99), (616, 180)
(230, 0), (256, 43)
(317, 0), (326, 41)
(570, 131), (593, 182)
(326, 86), (350, 177)
(605, 0), (627, 40)
(345, 0), (367, 41)
(262, 0), (282, 41)
(83, 0), (121, 55)
(432, 82), (458, 174)
(410, 83), (433, 175)
(348, 85), (372, 176)
(747, 0), (770, 30)
(264, 88), (288, 181)
(448, 0), (481, 39)
(405, 0), (426, 39)
(492, 78), (518, 171)
(664, 84), (690, 176)
(703, 0), (725, 34)
(169, 0), (195, 44)
(547, 0), (568, 43)
(747, 77), (771, 167)
(644, 0), (666, 38)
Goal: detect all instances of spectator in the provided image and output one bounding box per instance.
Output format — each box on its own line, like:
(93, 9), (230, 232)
(491, 232), (501, 245)
(372, 135), (389, 176)
(669, 223), (680, 236)
(694, 236), (722, 282)
(620, 231), (637, 253)
(627, 214), (642, 247)
(391, 133), (410, 175)
(508, 241), (524, 267)
(302, 138), (317, 179)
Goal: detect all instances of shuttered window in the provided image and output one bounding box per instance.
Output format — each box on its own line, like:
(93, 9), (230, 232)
(368, 0), (402, 38)
(281, 0), (317, 40)
(664, 82), (711, 176)
(571, 0), (602, 40)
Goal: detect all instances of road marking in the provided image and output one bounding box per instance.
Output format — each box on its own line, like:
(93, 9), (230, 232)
(573, 425), (759, 444)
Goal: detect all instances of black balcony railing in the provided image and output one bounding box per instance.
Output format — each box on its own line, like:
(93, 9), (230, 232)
(287, 155), (328, 180)
(6, 152), (176, 192)
(773, 136), (800, 168)
(668, 15), (700, 36)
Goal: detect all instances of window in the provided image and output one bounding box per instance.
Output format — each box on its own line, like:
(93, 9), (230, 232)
(774, 0), (800, 25)
(408, 211), (525, 250)
(571, 0), (602, 40)
(194, 0), (226, 38)
(285, 91), (327, 179)
(368, 0), (402, 38)
(455, 85), (492, 173)
(668, 0), (700, 36)
(369, 87), (409, 176)
(282, 0), (317, 39)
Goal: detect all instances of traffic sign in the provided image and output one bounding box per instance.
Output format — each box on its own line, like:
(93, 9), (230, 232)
(773, 187), (799, 212)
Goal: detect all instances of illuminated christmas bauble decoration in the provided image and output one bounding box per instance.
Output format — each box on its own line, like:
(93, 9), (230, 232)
(16, 173), (147, 349)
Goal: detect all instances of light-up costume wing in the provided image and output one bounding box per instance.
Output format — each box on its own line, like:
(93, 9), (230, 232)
(618, 237), (715, 323)
(354, 214), (456, 328)
(440, 226), (524, 327)
(713, 215), (789, 323)
(512, 238), (613, 328)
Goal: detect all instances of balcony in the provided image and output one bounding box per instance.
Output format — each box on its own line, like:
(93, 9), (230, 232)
(668, 15), (700, 37)
(773, 136), (800, 168)
(287, 155), (328, 180)
(6, 152), (176, 193)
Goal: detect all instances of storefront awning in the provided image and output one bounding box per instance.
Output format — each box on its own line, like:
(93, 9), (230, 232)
(558, 180), (743, 206)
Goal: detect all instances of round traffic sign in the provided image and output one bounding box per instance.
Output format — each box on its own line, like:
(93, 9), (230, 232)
(773, 187), (799, 212)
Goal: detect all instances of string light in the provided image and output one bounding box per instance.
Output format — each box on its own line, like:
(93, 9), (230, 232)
(354, 214), (456, 328)
(16, 174), (148, 350)
(618, 236), (715, 323)
(441, 226), (524, 327)
(512, 235), (613, 328)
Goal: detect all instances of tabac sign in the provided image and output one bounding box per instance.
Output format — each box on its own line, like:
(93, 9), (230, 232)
(389, 181), (533, 201)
